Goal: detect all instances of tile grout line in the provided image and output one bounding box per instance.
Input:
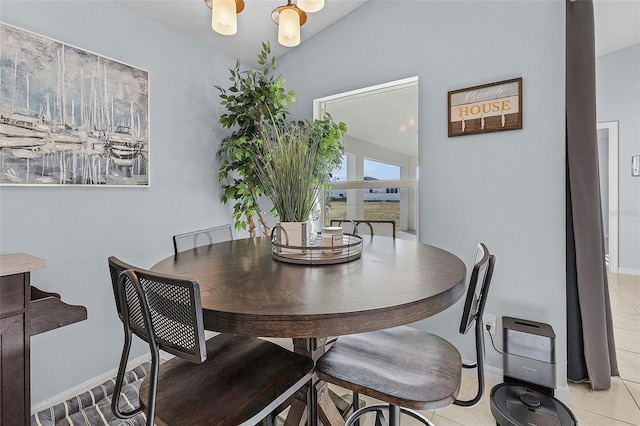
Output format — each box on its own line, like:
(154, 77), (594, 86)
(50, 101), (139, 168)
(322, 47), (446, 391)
(622, 379), (640, 411)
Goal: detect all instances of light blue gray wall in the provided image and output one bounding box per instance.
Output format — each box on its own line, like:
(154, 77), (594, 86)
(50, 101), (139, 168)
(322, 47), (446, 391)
(279, 0), (567, 386)
(596, 43), (640, 274)
(0, 1), (234, 406)
(1, 0), (570, 406)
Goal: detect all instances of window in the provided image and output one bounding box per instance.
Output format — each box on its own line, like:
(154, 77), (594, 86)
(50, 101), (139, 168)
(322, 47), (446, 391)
(315, 78), (419, 239)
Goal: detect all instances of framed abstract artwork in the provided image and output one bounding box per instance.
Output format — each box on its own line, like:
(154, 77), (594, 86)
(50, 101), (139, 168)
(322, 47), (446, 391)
(0, 23), (149, 186)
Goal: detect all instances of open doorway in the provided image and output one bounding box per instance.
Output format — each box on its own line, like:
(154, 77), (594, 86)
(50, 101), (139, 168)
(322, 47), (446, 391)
(313, 77), (419, 240)
(597, 120), (619, 272)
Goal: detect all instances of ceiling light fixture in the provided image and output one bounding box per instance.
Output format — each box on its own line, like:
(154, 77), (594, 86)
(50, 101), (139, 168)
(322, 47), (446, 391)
(204, 0), (245, 36)
(297, 0), (325, 13)
(204, 0), (317, 48)
(272, 1), (307, 47)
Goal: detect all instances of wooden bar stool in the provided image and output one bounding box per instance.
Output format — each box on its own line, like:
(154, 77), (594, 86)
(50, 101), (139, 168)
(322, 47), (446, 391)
(108, 257), (314, 426)
(316, 243), (496, 425)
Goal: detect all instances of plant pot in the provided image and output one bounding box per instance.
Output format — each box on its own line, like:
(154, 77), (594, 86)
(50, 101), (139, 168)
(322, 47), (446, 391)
(276, 222), (309, 254)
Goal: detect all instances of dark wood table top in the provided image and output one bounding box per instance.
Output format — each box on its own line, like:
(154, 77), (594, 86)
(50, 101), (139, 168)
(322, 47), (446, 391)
(151, 236), (467, 338)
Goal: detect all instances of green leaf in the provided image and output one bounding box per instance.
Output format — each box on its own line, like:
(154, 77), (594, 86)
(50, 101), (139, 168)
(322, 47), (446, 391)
(216, 41), (330, 236)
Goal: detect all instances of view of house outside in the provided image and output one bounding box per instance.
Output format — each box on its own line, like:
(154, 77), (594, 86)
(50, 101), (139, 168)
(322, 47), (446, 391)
(326, 157), (402, 228)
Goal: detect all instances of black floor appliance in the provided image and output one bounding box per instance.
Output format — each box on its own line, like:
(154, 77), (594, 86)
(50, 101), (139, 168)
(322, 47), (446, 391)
(490, 316), (578, 425)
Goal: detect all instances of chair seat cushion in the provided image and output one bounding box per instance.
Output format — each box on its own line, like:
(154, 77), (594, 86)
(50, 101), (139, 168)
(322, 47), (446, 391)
(140, 333), (313, 425)
(316, 326), (462, 410)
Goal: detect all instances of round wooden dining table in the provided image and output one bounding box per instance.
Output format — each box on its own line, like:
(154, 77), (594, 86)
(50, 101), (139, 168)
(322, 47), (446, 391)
(151, 235), (467, 425)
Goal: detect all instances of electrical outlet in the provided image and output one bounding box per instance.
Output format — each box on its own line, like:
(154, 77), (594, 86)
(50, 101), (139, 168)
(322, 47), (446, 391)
(483, 314), (497, 335)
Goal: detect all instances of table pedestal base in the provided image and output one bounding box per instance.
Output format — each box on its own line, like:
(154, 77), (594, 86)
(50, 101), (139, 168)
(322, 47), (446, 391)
(289, 337), (347, 426)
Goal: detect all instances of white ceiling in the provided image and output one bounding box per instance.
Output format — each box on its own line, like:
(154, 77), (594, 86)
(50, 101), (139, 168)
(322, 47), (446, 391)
(118, 0), (640, 66)
(117, 0), (368, 68)
(593, 0), (640, 57)
(117, 0), (639, 161)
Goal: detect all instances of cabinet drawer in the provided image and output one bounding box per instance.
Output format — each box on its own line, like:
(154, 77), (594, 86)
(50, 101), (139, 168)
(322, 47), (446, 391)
(0, 274), (26, 315)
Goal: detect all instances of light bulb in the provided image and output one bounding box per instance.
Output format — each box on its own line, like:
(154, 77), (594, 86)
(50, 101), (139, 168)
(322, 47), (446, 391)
(212, 0), (237, 35)
(298, 0), (324, 13)
(278, 8), (301, 47)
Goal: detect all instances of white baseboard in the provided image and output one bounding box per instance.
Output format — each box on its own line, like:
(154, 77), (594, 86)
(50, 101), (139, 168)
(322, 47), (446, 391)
(31, 354), (151, 415)
(33, 353), (572, 415)
(618, 267), (640, 276)
(31, 336), (201, 415)
(482, 361), (503, 385)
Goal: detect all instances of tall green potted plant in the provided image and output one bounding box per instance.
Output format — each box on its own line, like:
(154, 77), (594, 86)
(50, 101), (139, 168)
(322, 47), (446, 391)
(216, 42), (346, 238)
(253, 117), (346, 247)
(216, 42), (294, 238)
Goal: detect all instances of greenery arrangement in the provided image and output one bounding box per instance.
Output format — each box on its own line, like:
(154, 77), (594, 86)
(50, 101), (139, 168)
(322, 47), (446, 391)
(216, 42), (346, 236)
(216, 42), (293, 237)
(253, 119), (343, 223)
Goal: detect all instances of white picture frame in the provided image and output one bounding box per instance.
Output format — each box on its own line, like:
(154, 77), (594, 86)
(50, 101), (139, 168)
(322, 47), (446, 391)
(0, 23), (150, 186)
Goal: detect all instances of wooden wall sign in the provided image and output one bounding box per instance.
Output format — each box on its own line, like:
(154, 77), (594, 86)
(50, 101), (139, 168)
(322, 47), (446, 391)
(448, 77), (522, 137)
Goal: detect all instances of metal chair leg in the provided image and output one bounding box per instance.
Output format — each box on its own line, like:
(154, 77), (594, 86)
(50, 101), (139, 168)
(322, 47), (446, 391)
(353, 392), (360, 426)
(345, 404), (435, 426)
(345, 405), (388, 426)
(375, 408), (389, 426)
(388, 406), (400, 426)
(111, 329), (143, 419)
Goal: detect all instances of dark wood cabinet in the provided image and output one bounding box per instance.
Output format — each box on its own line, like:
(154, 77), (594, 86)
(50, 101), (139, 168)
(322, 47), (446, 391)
(0, 255), (42, 426)
(0, 253), (87, 425)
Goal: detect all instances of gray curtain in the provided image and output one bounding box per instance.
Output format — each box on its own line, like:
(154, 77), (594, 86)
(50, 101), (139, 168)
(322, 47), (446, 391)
(565, 0), (618, 389)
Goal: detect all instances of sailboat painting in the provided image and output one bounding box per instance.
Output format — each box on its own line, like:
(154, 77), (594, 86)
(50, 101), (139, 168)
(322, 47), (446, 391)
(0, 23), (149, 186)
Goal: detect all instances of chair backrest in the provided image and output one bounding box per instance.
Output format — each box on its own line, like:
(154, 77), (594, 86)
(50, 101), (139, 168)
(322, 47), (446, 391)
(110, 260), (207, 425)
(117, 267), (207, 364)
(330, 219), (357, 234)
(453, 242), (496, 408)
(172, 224), (233, 255)
(108, 256), (137, 320)
(330, 219), (396, 238)
(459, 243), (494, 335)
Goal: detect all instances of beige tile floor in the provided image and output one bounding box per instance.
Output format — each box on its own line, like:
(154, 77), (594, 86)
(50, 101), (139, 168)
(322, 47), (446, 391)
(319, 273), (640, 425)
(567, 273), (640, 426)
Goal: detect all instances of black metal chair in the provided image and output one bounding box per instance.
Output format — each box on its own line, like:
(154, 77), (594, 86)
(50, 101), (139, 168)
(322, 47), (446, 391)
(108, 257), (314, 426)
(330, 219), (396, 238)
(172, 224), (233, 255)
(316, 243), (495, 426)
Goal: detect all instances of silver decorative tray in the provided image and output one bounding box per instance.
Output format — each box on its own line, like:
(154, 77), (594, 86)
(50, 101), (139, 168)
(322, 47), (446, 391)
(271, 232), (363, 265)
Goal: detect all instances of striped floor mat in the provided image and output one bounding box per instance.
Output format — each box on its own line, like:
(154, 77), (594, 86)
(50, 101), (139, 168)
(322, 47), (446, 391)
(31, 362), (150, 426)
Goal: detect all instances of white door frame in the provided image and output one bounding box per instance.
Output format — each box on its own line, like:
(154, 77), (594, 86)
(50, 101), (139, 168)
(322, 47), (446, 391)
(312, 76), (419, 233)
(598, 121), (619, 273)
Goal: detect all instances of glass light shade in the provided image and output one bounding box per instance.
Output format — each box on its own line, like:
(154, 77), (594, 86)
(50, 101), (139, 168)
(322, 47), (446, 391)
(212, 0), (237, 35)
(298, 0), (324, 13)
(278, 8), (301, 47)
